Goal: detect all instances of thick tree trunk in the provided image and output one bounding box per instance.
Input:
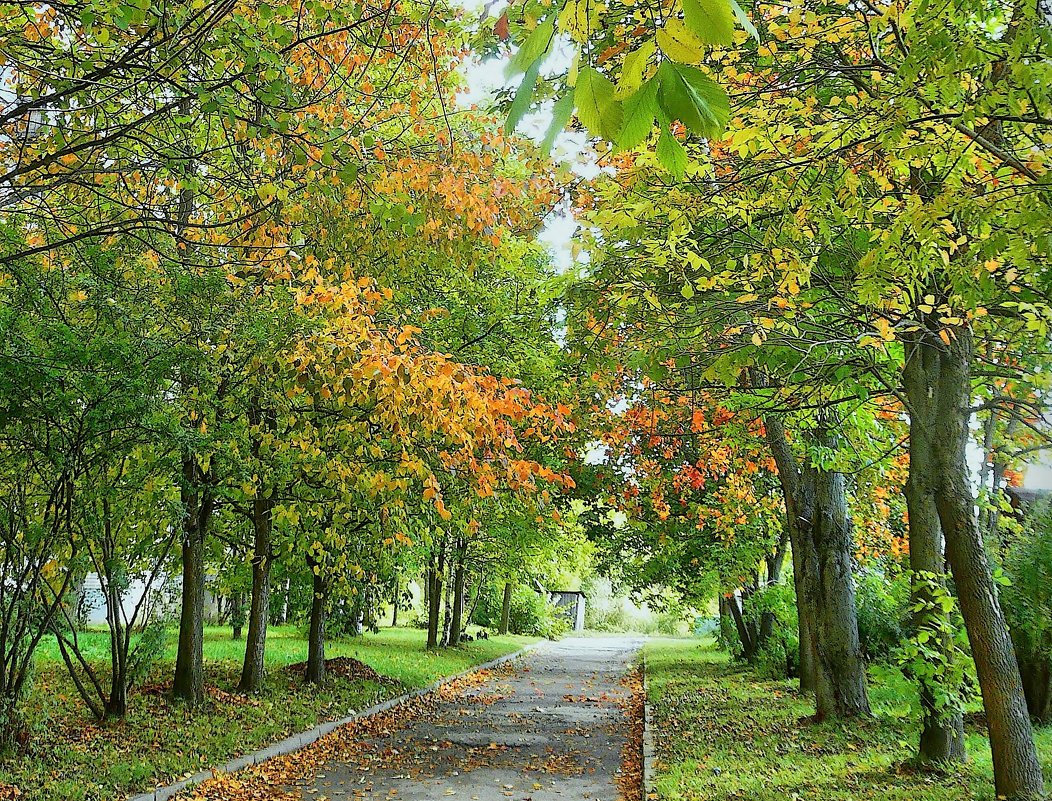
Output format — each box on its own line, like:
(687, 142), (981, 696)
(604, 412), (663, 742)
(916, 326), (1045, 799)
(499, 581), (513, 636)
(763, 415), (818, 695)
(238, 495), (273, 692)
(173, 528), (205, 703)
(173, 456), (213, 704)
(448, 540), (467, 646)
(305, 565), (327, 685)
(791, 538), (817, 693)
(903, 345), (967, 765)
(801, 451), (871, 720)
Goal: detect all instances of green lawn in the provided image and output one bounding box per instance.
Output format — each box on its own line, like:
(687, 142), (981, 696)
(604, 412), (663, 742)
(6, 625), (534, 801)
(643, 638), (1052, 801)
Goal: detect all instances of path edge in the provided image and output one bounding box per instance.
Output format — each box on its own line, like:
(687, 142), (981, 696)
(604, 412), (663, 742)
(126, 640), (546, 801)
(641, 645), (657, 800)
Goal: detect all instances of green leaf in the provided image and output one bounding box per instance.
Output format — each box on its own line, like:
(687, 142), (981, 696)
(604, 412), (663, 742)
(575, 67), (624, 141)
(541, 92), (575, 152)
(617, 78), (659, 149)
(729, 0), (759, 41)
(506, 62), (541, 134)
(507, 19), (555, 76)
(615, 41), (656, 99)
(657, 61), (730, 138)
(682, 0), (736, 45)
(656, 128), (688, 178)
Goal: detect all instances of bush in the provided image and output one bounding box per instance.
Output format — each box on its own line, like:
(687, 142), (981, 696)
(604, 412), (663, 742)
(1002, 499), (1052, 722)
(854, 567), (910, 663)
(748, 583), (799, 679)
(472, 583), (566, 638)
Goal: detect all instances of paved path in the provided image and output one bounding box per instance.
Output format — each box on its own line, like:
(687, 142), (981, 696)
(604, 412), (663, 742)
(290, 636), (643, 801)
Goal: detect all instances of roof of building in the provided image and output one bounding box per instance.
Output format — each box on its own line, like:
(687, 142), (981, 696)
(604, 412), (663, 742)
(1006, 486), (1052, 508)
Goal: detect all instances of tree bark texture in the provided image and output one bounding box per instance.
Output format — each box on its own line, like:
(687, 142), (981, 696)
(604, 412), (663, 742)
(305, 562), (327, 685)
(903, 340), (967, 764)
(173, 454), (213, 704)
(907, 325), (1044, 798)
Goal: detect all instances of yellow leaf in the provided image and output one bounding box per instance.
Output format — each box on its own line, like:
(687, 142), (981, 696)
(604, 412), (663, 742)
(874, 317), (895, 341)
(656, 19), (708, 64)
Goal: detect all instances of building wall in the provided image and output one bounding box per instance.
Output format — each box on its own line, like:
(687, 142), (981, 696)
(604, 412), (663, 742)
(79, 573), (220, 626)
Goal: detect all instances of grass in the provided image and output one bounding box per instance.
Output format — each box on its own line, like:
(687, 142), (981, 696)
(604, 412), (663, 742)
(4, 624), (534, 801)
(643, 638), (1052, 801)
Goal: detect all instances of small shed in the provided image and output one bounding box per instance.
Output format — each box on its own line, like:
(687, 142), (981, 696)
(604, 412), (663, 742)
(1006, 486), (1051, 513)
(549, 590), (586, 632)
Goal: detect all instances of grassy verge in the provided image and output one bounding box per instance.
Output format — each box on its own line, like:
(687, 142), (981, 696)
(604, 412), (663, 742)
(4, 625), (534, 801)
(643, 638), (1052, 801)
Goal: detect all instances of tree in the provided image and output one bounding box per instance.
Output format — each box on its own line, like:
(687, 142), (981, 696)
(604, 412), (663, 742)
(561, 0), (1051, 786)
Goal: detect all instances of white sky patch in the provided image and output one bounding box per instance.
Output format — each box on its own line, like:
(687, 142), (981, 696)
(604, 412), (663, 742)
(458, 34), (598, 276)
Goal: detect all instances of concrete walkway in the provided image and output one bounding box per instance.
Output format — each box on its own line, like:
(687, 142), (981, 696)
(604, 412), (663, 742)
(288, 636), (643, 801)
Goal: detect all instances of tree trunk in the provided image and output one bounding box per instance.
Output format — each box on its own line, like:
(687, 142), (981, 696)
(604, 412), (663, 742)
(305, 564), (327, 685)
(105, 585), (128, 718)
(280, 577), (291, 625)
(903, 343), (967, 765)
(766, 413), (867, 717)
(231, 591), (244, 640)
(427, 548), (443, 649)
(104, 534), (129, 719)
(763, 415), (817, 695)
(391, 576), (400, 627)
(917, 325), (1045, 799)
(449, 539), (467, 646)
(465, 580), (484, 627)
(757, 531), (789, 649)
(727, 592), (756, 661)
(238, 494), (273, 692)
(801, 451), (871, 720)
(499, 581), (513, 636)
(173, 455), (213, 704)
(440, 558), (454, 646)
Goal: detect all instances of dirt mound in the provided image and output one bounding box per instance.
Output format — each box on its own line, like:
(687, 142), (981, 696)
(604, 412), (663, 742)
(284, 656), (396, 684)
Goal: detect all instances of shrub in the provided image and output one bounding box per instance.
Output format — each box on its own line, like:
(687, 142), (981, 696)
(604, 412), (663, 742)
(748, 583), (800, 679)
(854, 566), (910, 663)
(472, 583), (566, 638)
(1002, 499), (1052, 722)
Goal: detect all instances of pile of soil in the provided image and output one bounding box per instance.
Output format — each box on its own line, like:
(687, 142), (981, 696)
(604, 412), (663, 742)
(284, 656), (397, 685)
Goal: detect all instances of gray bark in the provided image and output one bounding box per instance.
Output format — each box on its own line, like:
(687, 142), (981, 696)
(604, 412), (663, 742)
(907, 325), (1044, 798)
